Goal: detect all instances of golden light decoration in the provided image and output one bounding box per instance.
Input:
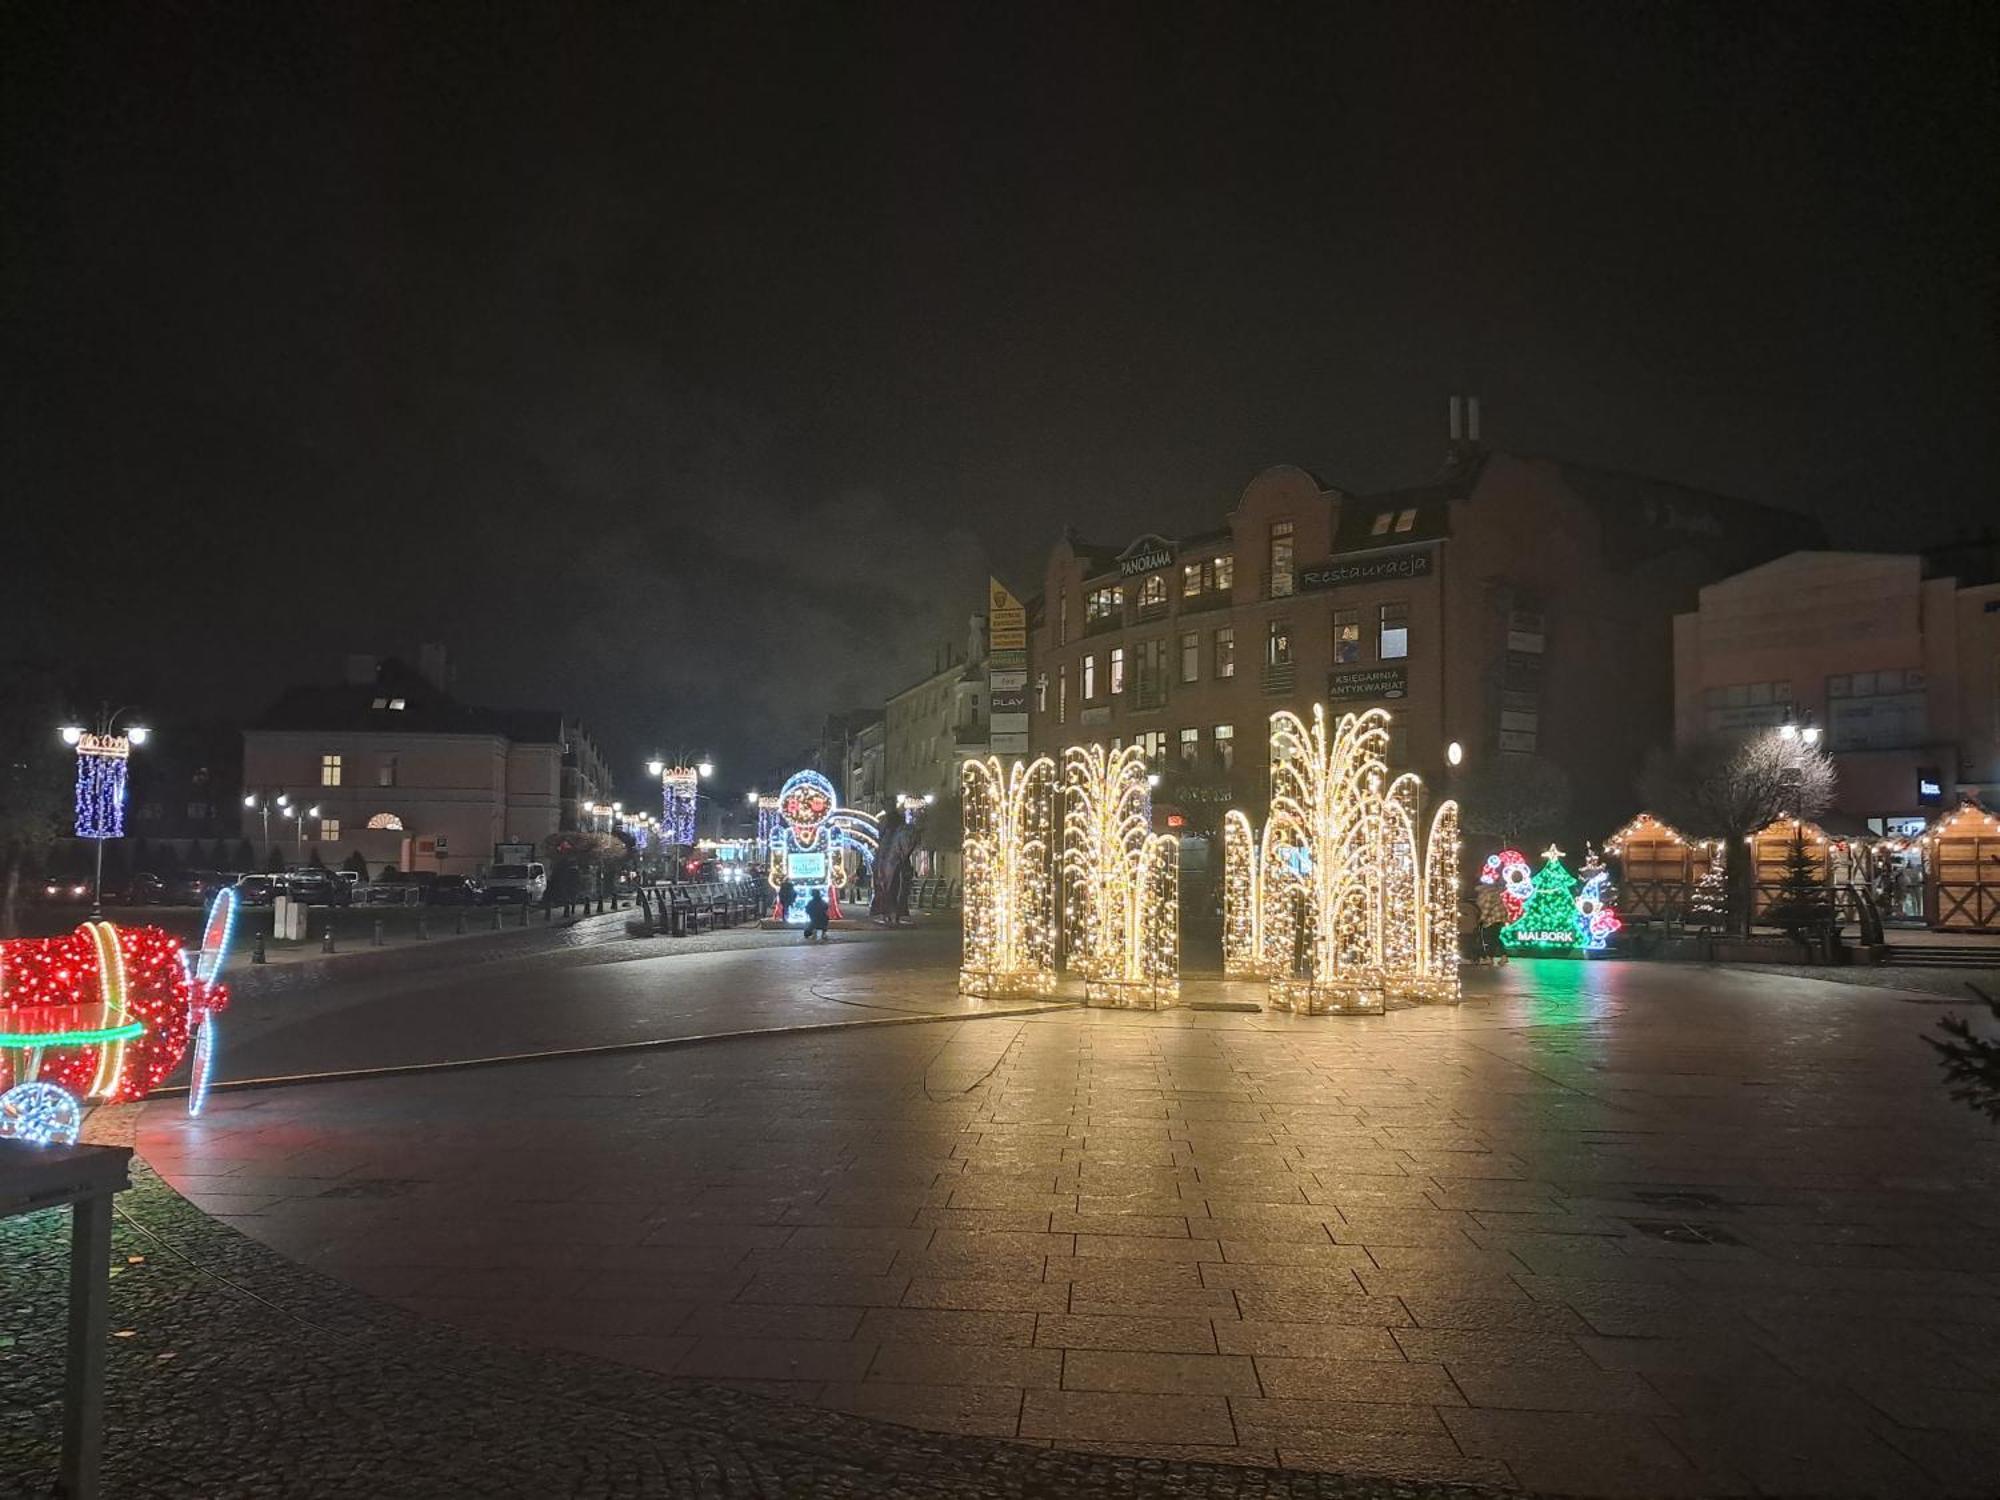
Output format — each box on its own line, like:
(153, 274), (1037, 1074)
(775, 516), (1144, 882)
(958, 755), (1058, 998)
(1241, 705), (1460, 1014)
(1061, 744), (1179, 1008)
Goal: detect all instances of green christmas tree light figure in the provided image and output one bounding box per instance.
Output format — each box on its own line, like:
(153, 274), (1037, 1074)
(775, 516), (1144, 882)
(1501, 844), (1585, 953)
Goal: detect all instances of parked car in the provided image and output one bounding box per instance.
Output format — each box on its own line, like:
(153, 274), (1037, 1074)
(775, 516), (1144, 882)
(425, 875), (483, 906)
(234, 874), (285, 907)
(128, 872), (167, 904)
(168, 869), (232, 906)
(480, 862), (548, 905)
(363, 870), (424, 906)
(284, 867), (353, 906)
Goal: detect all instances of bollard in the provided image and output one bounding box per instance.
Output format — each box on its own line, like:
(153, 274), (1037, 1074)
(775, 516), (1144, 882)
(322, 920), (336, 954)
(544, 904), (552, 923)
(519, 901), (530, 927)
(372, 918), (384, 947)
(492, 906), (503, 931)
(455, 909), (466, 935)
(416, 914), (428, 941)
(253, 931), (267, 964)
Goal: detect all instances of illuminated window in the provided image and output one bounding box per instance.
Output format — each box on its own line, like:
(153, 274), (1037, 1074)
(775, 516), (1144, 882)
(1180, 631), (1200, 683)
(1086, 586), (1122, 622)
(1268, 522), (1295, 598)
(1178, 728), (1200, 765)
(1059, 667), (1069, 724)
(1395, 506), (1418, 533)
(1371, 511), (1392, 536)
(366, 812), (404, 831)
(319, 818), (341, 843)
(1378, 602), (1409, 660)
(320, 754), (343, 787)
(1135, 730), (1166, 763)
(1214, 626), (1235, 678)
(1183, 562), (1203, 598)
(1083, 654), (1097, 700)
(1267, 619), (1292, 667)
(1333, 608), (1360, 664)
(1137, 574), (1168, 613)
(1109, 647), (1125, 695)
(1213, 724), (1235, 771)
(1214, 555), (1233, 592)
(388, 698), (407, 711)
(1035, 675), (1048, 713)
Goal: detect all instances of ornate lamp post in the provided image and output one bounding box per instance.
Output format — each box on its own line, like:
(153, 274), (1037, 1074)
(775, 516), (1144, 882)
(59, 708), (149, 917)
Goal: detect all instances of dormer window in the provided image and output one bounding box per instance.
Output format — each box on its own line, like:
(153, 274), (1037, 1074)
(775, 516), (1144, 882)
(1394, 507), (1418, 533)
(371, 697), (389, 709)
(389, 698), (407, 711)
(1371, 511), (1392, 536)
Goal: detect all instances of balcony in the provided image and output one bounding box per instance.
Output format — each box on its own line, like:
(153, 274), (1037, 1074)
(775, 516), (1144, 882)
(1180, 589), (1234, 615)
(1083, 613), (1124, 638)
(1261, 661), (1297, 696)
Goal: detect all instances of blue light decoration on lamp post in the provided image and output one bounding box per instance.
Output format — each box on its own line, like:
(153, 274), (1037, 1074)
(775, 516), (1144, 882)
(61, 714), (148, 918)
(647, 755), (713, 847)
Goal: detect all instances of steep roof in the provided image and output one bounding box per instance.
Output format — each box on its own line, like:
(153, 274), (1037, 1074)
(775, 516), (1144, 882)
(254, 658), (569, 743)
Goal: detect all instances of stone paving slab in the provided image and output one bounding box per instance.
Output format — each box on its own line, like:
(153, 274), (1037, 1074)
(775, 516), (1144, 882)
(3, 1164), (1527, 1498)
(19, 945), (2000, 1496)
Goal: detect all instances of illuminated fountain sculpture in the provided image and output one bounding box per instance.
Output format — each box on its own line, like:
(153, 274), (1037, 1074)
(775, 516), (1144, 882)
(959, 754), (1057, 997)
(0, 891), (236, 1145)
(1061, 744), (1179, 1008)
(1223, 705), (1460, 1012)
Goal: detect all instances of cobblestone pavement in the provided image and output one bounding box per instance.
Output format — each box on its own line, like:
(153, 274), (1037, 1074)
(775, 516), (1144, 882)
(96, 945), (2000, 1496)
(2, 1162), (1507, 1499)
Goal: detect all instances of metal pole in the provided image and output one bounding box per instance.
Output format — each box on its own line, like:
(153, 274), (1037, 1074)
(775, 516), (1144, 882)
(90, 838), (104, 919)
(61, 1193), (112, 1499)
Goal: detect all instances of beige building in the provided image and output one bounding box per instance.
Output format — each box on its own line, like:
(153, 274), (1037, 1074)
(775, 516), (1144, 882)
(884, 616), (989, 807)
(241, 654), (612, 875)
(1673, 551), (2000, 824)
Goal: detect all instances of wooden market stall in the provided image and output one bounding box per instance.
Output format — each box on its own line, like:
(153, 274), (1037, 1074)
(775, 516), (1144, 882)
(1749, 818), (1869, 923)
(1926, 801), (2000, 932)
(1604, 813), (1702, 923)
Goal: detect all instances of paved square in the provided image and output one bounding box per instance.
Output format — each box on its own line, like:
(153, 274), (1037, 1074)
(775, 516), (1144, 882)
(134, 944), (2000, 1494)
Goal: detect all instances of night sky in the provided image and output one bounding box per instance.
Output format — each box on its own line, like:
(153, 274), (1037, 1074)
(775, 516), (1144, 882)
(4, 3), (1994, 792)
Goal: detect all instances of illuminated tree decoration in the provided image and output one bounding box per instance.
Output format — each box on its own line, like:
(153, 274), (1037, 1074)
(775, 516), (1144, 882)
(74, 732), (130, 840)
(660, 765), (700, 845)
(1061, 744), (1179, 1008)
(1501, 845), (1586, 952)
(960, 755), (1057, 998)
(1221, 810), (1261, 976)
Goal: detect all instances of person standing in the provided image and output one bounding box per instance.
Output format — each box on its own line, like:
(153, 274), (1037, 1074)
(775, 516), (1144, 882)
(804, 889), (830, 941)
(777, 876), (797, 921)
(1473, 875), (1510, 964)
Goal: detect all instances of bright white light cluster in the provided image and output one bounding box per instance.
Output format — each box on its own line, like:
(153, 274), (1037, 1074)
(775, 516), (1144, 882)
(1225, 705), (1460, 1012)
(959, 755), (1058, 997)
(1062, 745), (1179, 1008)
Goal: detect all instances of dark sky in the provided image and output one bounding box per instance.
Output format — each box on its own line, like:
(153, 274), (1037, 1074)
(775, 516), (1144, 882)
(4, 2), (1994, 793)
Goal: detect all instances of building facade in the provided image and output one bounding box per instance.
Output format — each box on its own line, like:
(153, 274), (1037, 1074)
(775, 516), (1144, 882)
(884, 616), (989, 808)
(240, 656), (612, 875)
(1027, 447), (1811, 836)
(1673, 551), (2000, 824)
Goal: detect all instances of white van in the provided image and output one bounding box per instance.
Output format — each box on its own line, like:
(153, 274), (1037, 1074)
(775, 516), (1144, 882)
(482, 862), (548, 905)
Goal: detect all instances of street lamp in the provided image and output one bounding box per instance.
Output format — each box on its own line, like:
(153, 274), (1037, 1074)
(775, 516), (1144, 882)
(59, 705), (150, 917)
(1446, 741), (1465, 767)
(287, 803), (320, 856)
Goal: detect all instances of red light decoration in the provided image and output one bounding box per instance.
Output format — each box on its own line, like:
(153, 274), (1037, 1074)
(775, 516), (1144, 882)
(0, 924), (229, 1103)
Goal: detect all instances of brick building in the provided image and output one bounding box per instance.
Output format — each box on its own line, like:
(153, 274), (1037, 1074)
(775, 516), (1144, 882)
(1027, 441), (1811, 835)
(1673, 551), (2000, 825)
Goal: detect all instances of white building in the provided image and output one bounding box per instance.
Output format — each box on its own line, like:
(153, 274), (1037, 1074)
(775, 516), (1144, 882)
(240, 653), (612, 875)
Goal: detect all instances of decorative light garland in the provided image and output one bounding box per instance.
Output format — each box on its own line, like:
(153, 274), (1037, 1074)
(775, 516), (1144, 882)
(660, 766), (700, 845)
(73, 732), (130, 840)
(1061, 744), (1179, 1008)
(1221, 809), (1261, 977)
(959, 755), (1057, 997)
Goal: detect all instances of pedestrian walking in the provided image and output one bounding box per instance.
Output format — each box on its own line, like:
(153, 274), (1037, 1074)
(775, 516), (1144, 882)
(804, 889), (830, 941)
(778, 877), (797, 921)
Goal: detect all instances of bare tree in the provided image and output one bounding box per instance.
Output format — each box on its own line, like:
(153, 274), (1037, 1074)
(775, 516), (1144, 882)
(1456, 755), (1572, 850)
(1639, 732), (1836, 935)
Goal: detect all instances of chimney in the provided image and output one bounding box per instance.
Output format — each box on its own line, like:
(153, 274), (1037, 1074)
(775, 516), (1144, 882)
(344, 653), (377, 686)
(418, 642), (449, 693)
(1448, 396), (1463, 442)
